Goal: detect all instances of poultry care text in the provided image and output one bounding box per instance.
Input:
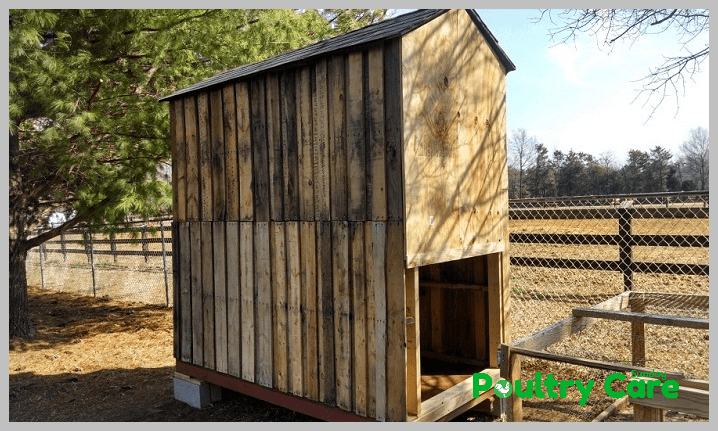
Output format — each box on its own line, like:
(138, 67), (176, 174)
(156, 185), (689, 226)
(473, 369), (678, 406)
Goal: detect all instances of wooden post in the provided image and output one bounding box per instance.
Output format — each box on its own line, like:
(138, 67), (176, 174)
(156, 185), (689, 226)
(160, 220), (170, 306)
(141, 225), (149, 263)
(88, 229), (97, 297)
(110, 232), (117, 264)
(499, 344), (522, 422)
(618, 206), (634, 291)
(405, 267), (421, 416)
(633, 404), (663, 422)
(631, 294), (646, 367)
(60, 231), (67, 262)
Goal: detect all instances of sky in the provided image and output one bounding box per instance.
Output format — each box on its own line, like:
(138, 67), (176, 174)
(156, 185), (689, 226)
(393, 8), (709, 166)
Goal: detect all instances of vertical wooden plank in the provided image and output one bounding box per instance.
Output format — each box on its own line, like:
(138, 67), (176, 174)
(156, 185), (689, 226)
(474, 290), (487, 362)
(632, 295), (646, 367)
(201, 222), (215, 369)
(172, 99), (187, 222)
(383, 39), (403, 222)
(210, 88), (226, 221)
(255, 222), (273, 387)
(328, 55), (347, 221)
(332, 221), (351, 411)
(297, 67), (315, 221)
(634, 404), (663, 421)
(190, 222), (203, 366)
(266, 73), (284, 221)
(371, 222), (387, 421)
(226, 222), (241, 377)
(281, 70), (300, 221)
(240, 222), (255, 381)
(213, 222), (228, 373)
(179, 223), (192, 362)
(347, 52), (366, 221)
(250, 78), (270, 222)
(271, 222), (288, 392)
(286, 222), (303, 396)
(312, 59), (330, 221)
(350, 222), (366, 416)
(198, 92), (213, 221)
(419, 280), (432, 352)
(488, 252), (503, 368)
(223, 84), (239, 221)
(500, 345), (523, 422)
(364, 222), (377, 418)
(431, 285), (443, 353)
(385, 221), (406, 421)
(316, 221), (336, 405)
(171, 224), (179, 358)
(236, 82), (254, 221)
(300, 222), (318, 401)
(405, 267), (421, 416)
(367, 47), (386, 221)
(185, 95), (200, 221)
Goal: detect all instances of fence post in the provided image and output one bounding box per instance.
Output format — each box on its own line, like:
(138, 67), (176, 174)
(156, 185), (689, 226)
(110, 232), (117, 264)
(88, 229), (97, 297)
(618, 205), (634, 291)
(141, 225), (149, 263)
(160, 220), (170, 306)
(61, 231), (67, 261)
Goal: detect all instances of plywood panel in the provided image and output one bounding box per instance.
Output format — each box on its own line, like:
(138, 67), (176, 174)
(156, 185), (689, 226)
(171, 99), (187, 222)
(270, 222), (288, 392)
(240, 222), (255, 381)
(300, 222), (318, 401)
(226, 222), (241, 377)
(316, 221), (336, 405)
(184, 95), (201, 221)
(236, 82), (254, 221)
(213, 222), (228, 373)
(198, 92), (213, 221)
(346, 52), (366, 221)
(250, 78), (270, 222)
(328, 55), (347, 221)
(266, 73), (284, 221)
(296, 67), (315, 221)
(201, 221), (215, 369)
(281, 70), (299, 221)
(223, 84), (239, 221)
(349, 222), (366, 416)
(367, 47), (386, 221)
(210, 88), (226, 221)
(286, 222), (303, 396)
(179, 223), (192, 363)
(312, 60), (330, 221)
(190, 222), (203, 366)
(255, 222), (273, 387)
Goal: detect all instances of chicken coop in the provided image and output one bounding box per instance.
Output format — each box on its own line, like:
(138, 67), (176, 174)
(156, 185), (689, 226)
(161, 8), (515, 422)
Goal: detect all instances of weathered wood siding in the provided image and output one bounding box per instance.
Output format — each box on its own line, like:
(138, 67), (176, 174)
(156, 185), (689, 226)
(170, 40), (406, 421)
(401, 9), (509, 267)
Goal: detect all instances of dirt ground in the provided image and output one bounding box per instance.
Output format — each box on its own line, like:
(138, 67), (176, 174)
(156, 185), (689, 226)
(9, 286), (495, 422)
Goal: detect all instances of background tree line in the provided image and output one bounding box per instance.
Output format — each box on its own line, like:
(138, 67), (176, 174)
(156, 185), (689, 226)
(507, 126), (709, 198)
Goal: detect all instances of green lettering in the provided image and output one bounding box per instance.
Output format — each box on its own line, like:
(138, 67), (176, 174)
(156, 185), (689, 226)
(559, 380), (575, 398)
(627, 379), (646, 398)
(604, 373), (626, 398)
(575, 380), (595, 406)
(545, 374), (559, 398)
(514, 380), (534, 399)
(534, 372), (545, 398)
(473, 373), (492, 398)
(661, 380), (679, 399)
(647, 380), (662, 398)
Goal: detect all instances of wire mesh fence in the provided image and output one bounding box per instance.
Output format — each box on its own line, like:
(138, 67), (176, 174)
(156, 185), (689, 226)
(507, 191), (709, 422)
(26, 217), (174, 306)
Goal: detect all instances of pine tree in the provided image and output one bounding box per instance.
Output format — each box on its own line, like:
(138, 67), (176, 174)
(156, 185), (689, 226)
(9, 9), (385, 339)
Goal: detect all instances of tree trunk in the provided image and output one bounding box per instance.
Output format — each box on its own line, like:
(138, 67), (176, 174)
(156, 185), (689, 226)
(9, 240), (35, 339)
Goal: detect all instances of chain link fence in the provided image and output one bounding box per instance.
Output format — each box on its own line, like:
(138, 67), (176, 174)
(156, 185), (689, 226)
(26, 217), (174, 306)
(507, 191), (709, 422)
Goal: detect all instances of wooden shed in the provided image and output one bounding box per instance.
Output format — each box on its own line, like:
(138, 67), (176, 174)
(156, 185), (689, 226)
(161, 8), (515, 422)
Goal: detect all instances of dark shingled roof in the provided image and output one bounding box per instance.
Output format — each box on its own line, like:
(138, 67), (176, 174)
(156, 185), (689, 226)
(160, 9), (515, 102)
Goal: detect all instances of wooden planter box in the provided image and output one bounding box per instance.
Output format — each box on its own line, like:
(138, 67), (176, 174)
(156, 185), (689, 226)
(162, 8), (514, 421)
